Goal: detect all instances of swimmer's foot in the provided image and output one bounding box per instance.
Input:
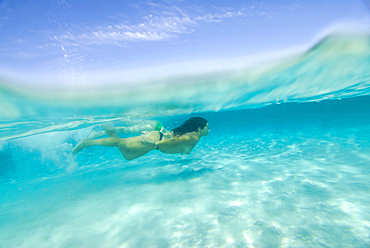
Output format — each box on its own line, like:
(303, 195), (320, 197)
(71, 138), (92, 154)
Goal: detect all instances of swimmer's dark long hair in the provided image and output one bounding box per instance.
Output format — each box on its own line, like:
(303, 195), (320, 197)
(171, 117), (208, 136)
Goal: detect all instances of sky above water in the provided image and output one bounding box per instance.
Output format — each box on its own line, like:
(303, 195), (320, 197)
(0, 0), (369, 85)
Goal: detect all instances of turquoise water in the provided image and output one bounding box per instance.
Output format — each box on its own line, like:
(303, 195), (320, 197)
(1, 34), (370, 247)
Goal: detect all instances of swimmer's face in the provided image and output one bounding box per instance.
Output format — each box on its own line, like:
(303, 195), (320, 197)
(200, 123), (210, 137)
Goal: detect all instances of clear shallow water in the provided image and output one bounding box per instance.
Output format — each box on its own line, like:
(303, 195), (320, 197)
(1, 97), (370, 247)
(1, 34), (370, 247)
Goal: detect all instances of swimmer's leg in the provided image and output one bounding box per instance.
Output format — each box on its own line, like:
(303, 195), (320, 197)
(88, 124), (150, 138)
(88, 130), (106, 139)
(114, 131), (161, 160)
(71, 137), (121, 154)
(117, 149), (152, 161)
(115, 120), (161, 134)
(88, 124), (119, 139)
(72, 131), (160, 160)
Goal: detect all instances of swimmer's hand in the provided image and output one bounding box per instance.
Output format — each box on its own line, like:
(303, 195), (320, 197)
(139, 140), (156, 146)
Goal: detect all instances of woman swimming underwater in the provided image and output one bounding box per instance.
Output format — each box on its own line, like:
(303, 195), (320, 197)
(72, 117), (209, 161)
